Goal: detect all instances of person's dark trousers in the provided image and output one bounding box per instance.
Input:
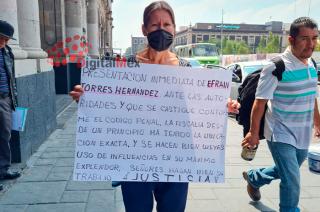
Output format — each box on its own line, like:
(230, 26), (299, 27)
(121, 182), (188, 212)
(0, 96), (12, 175)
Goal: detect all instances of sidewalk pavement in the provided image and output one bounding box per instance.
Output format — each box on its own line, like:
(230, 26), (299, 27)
(0, 103), (319, 212)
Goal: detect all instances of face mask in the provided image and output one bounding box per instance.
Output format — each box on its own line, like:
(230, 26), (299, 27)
(147, 29), (173, 52)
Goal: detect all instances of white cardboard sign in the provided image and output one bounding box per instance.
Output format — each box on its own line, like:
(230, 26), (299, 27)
(73, 60), (231, 183)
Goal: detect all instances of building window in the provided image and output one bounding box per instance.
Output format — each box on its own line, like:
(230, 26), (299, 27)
(242, 36), (248, 43)
(235, 36), (242, 41)
(255, 36), (261, 46)
(197, 34), (202, 42)
(229, 35), (235, 40)
(203, 35), (209, 41)
(248, 36), (255, 45)
(192, 35), (196, 43)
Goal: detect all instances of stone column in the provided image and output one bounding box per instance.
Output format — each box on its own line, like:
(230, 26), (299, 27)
(64, 0), (83, 59)
(87, 0), (99, 57)
(0, 0), (27, 59)
(108, 0), (113, 51)
(81, 0), (88, 43)
(106, 11), (112, 53)
(16, 0), (47, 59)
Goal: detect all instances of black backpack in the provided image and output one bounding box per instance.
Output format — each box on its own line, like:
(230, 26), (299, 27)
(236, 57), (318, 140)
(235, 57), (285, 139)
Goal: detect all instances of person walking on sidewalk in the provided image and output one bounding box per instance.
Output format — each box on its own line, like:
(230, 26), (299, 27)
(70, 1), (239, 211)
(241, 17), (320, 212)
(0, 20), (21, 191)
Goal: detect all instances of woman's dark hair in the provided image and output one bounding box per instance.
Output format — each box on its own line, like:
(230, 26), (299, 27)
(143, 1), (175, 27)
(290, 17), (318, 38)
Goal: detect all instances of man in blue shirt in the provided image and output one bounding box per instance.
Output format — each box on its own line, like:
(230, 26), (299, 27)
(0, 20), (20, 191)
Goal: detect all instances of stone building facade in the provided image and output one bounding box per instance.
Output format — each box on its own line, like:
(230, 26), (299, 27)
(174, 21), (286, 53)
(39, 0), (113, 94)
(131, 36), (147, 55)
(0, 0), (113, 164)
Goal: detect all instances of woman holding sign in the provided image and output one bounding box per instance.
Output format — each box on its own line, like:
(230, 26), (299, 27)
(70, 1), (240, 211)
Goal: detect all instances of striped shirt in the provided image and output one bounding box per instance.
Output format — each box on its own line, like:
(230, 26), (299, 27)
(0, 48), (10, 93)
(256, 47), (318, 149)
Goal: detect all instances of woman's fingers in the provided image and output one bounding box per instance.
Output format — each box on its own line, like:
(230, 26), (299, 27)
(227, 99), (240, 113)
(69, 85), (84, 102)
(74, 85), (84, 93)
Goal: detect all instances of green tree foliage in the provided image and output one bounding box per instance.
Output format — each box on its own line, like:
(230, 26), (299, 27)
(206, 32), (281, 54)
(265, 32), (280, 53)
(207, 38), (251, 54)
(236, 42), (251, 54)
(222, 37), (228, 51)
(223, 40), (234, 54)
(315, 40), (320, 51)
(208, 38), (220, 49)
(257, 32), (280, 53)
(256, 36), (267, 53)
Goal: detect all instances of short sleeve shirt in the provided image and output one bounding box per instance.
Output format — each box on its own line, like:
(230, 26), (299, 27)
(255, 48), (318, 149)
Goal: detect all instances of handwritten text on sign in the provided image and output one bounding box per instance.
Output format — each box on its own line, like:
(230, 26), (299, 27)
(73, 61), (232, 183)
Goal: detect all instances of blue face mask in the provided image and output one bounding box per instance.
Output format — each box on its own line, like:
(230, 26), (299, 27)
(147, 29), (173, 52)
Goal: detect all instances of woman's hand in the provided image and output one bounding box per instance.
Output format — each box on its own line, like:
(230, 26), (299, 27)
(69, 85), (84, 102)
(227, 98), (240, 114)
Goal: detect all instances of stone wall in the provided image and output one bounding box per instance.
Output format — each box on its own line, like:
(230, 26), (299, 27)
(11, 71), (57, 163)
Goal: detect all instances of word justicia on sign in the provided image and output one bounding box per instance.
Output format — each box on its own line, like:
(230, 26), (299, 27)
(85, 58), (140, 70)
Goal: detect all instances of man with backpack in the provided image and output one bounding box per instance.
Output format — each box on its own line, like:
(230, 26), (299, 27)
(241, 17), (320, 212)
